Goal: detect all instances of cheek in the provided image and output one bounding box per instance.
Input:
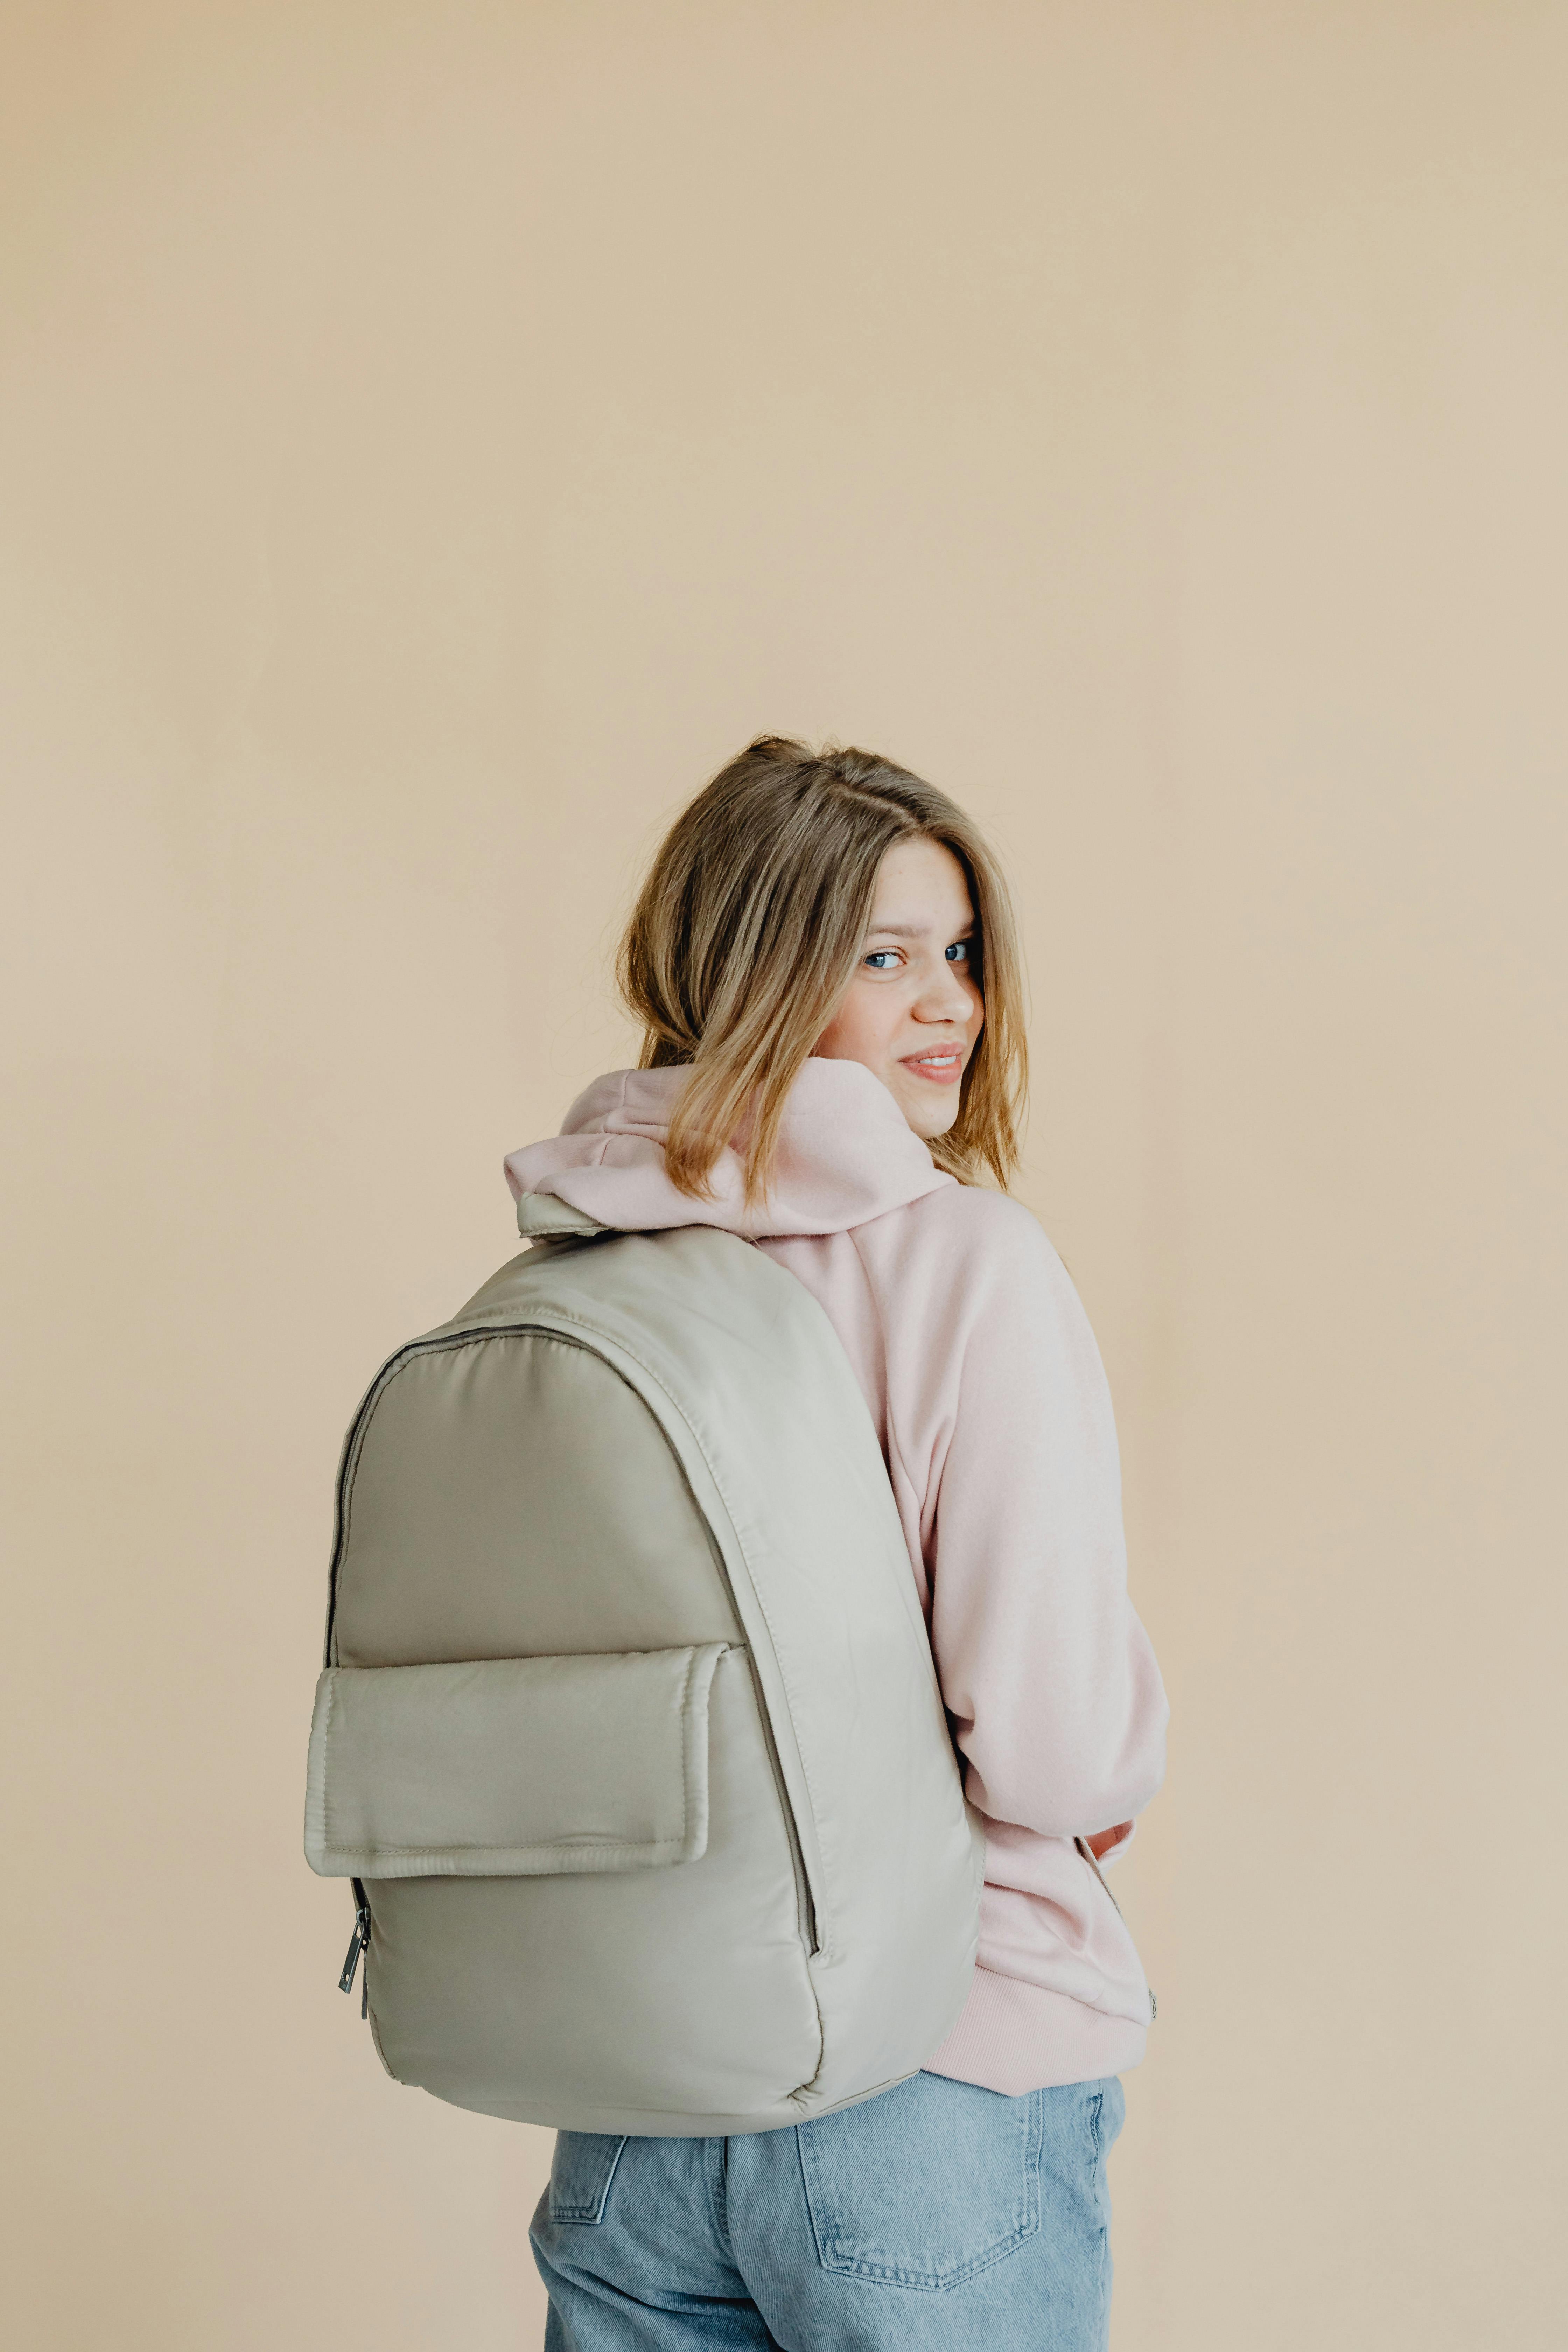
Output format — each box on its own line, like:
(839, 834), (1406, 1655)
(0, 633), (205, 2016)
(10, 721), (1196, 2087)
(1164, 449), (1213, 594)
(814, 987), (900, 1066)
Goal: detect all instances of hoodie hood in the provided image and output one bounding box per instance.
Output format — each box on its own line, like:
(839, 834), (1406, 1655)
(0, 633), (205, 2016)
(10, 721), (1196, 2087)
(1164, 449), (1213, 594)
(504, 1059), (955, 1240)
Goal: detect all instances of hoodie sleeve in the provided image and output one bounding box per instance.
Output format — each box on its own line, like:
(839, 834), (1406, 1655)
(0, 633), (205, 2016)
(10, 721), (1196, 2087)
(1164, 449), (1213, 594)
(889, 1189), (1168, 1841)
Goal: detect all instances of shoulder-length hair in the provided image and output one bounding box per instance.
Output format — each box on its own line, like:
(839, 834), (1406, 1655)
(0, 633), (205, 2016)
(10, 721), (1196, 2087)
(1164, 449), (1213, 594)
(617, 735), (1027, 1203)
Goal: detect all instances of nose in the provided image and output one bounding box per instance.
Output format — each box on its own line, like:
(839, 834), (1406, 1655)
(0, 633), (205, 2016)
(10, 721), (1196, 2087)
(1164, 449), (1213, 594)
(913, 955), (975, 1025)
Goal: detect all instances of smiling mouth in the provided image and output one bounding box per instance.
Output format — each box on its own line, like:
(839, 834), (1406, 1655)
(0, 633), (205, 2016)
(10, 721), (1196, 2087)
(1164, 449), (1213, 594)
(901, 1046), (965, 1084)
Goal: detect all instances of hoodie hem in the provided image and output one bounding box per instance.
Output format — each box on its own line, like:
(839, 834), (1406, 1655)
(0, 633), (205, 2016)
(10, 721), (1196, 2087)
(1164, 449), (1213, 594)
(922, 1967), (1149, 2094)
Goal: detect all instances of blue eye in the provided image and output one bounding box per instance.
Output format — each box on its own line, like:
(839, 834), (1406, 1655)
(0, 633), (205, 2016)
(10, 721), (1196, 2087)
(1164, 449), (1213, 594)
(863, 951), (900, 970)
(945, 940), (972, 964)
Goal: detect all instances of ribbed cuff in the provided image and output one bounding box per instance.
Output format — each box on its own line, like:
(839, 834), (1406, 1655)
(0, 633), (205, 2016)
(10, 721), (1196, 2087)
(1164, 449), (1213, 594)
(923, 1967), (1150, 2095)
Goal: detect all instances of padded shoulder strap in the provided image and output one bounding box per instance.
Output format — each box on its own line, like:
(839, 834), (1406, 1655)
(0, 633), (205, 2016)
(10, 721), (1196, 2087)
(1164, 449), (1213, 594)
(515, 1194), (607, 1239)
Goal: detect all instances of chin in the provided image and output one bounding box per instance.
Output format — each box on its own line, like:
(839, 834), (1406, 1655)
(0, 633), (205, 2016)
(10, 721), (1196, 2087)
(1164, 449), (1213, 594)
(896, 1093), (961, 1143)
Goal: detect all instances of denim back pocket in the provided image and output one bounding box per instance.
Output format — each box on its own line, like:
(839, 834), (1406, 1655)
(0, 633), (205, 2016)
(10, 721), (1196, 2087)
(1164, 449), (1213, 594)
(548, 2131), (629, 2225)
(796, 2074), (1044, 2291)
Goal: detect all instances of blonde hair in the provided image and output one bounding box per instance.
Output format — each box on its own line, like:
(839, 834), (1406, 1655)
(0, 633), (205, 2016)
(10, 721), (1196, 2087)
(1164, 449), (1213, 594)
(618, 735), (1027, 1202)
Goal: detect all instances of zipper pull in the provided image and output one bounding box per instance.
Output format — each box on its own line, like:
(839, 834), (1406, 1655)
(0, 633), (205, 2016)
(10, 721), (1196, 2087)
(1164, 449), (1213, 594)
(338, 1901), (371, 2001)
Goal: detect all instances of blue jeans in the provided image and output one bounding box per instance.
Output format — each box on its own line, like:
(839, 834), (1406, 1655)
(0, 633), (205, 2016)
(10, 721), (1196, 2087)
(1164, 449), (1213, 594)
(530, 2070), (1124, 2350)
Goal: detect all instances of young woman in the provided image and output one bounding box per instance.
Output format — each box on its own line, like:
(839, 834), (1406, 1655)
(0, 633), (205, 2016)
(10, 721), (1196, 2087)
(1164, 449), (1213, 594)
(514, 736), (1168, 2352)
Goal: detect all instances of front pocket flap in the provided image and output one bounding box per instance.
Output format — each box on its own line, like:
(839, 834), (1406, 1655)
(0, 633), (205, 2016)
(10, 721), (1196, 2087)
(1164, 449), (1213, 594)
(304, 1645), (728, 1879)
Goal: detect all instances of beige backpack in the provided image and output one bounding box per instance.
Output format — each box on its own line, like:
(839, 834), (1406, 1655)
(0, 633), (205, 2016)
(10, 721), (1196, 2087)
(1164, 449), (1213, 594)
(305, 1203), (982, 2136)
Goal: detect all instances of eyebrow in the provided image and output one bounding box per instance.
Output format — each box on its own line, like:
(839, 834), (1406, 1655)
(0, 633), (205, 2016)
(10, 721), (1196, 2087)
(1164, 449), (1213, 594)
(865, 920), (975, 940)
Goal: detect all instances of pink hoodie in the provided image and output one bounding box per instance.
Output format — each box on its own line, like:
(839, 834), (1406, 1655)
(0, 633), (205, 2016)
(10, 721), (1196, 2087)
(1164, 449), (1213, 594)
(505, 1059), (1168, 2094)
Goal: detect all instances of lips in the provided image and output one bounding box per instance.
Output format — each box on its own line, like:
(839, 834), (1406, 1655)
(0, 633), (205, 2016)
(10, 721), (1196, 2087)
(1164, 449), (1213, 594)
(901, 1046), (965, 1084)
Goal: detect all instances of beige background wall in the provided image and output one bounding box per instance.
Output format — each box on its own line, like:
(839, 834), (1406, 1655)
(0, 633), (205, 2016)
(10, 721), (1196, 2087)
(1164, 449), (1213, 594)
(2, 5), (1562, 2346)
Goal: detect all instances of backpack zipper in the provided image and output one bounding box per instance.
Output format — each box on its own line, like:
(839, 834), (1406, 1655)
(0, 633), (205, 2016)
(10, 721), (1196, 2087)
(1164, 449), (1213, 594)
(743, 1656), (819, 1956)
(338, 1879), (372, 2019)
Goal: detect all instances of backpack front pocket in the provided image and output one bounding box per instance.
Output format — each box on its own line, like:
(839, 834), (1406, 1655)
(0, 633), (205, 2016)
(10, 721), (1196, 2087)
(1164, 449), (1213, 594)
(304, 1645), (728, 1878)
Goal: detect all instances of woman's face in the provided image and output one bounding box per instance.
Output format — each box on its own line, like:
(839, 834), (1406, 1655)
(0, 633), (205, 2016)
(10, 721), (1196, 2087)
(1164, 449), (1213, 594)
(813, 835), (984, 1140)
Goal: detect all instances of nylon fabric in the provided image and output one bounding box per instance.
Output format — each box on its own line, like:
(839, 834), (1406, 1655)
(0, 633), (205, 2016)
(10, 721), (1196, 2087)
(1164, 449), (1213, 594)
(313, 1224), (982, 2134)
